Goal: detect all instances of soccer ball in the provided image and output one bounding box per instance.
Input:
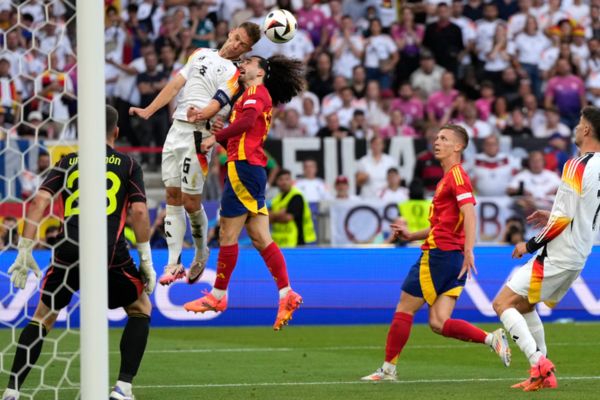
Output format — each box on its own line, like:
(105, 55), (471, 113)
(263, 9), (297, 43)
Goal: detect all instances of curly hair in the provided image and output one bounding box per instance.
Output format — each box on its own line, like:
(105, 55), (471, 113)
(258, 55), (304, 106)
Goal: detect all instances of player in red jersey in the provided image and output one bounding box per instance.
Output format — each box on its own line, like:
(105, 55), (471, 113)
(183, 55), (305, 330)
(362, 125), (511, 381)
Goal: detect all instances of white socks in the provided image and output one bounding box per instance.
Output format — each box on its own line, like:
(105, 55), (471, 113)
(188, 207), (209, 262)
(382, 361), (396, 373)
(500, 308), (542, 366)
(523, 310), (547, 356)
(211, 288), (227, 300)
(116, 380), (132, 395)
(279, 286), (291, 299)
(484, 333), (494, 346)
(165, 205), (186, 265)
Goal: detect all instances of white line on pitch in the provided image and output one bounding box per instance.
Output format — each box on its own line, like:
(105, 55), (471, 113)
(20, 375), (600, 392)
(36, 341), (597, 356)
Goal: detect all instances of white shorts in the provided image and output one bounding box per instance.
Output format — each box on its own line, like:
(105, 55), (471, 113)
(507, 256), (582, 308)
(162, 119), (212, 195)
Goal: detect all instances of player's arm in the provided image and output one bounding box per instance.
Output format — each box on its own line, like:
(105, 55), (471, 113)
(514, 160), (580, 258)
(127, 159), (156, 293)
(186, 99), (223, 122)
(188, 66), (240, 123)
(8, 188), (53, 289)
(129, 73), (186, 120)
(458, 202), (477, 279)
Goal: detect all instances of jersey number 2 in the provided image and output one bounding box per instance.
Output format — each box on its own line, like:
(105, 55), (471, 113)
(64, 171), (122, 217)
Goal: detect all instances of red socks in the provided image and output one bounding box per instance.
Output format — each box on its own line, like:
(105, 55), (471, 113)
(213, 243), (239, 290)
(441, 319), (487, 343)
(260, 242), (290, 289)
(385, 312), (414, 363)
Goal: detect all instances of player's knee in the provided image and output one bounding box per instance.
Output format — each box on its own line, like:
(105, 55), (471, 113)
(126, 293), (152, 316)
(165, 187), (182, 205)
(182, 194), (201, 213)
(429, 319), (444, 335)
(218, 225), (237, 246)
(492, 298), (506, 316)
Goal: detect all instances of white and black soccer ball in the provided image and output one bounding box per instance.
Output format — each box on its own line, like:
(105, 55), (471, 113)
(263, 9), (297, 43)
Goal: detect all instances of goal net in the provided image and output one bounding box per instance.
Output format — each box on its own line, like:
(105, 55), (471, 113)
(0, 1), (86, 398)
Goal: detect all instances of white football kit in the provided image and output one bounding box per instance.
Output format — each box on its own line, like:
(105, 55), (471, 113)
(508, 153), (600, 306)
(162, 48), (239, 194)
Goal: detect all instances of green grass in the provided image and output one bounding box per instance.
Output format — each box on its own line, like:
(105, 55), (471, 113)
(2, 323), (600, 399)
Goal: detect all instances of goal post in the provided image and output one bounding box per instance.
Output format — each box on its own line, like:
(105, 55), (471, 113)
(76, 1), (109, 398)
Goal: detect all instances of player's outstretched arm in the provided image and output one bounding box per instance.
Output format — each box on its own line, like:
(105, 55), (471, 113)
(129, 74), (186, 120)
(8, 190), (51, 289)
(129, 202), (155, 294)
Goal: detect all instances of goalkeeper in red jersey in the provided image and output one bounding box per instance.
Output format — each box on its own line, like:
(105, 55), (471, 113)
(361, 125), (511, 381)
(183, 55), (305, 330)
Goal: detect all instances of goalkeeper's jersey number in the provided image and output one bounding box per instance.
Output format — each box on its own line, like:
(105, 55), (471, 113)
(64, 170), (122, 217)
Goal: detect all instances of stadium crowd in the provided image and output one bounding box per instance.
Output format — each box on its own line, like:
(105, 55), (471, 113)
(0, 0), (598, 245)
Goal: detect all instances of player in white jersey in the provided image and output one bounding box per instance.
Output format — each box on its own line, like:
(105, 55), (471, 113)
(492, 106), (600, 392)
(129, 22), (261, 286)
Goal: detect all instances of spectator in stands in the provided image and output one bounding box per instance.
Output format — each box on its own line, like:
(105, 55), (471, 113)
(42, 225), (61, 248)
(510, 15), (550, 100)
(522, 93), (546, 129)
(483, 23), (511, 84)
(475, 2), (501, 71)
(506, 0), (531, 39)
(317, 112), (351, 138)
(297, 0), (327, 47)
(410, 49), (445, 99)
(356, 136), (398, 198)
(19, 151), (50, 200)
(398, 178), (431, 234)
(190, 1), (215, 48)
(502, 108), (533, 138)
(379, 109), (418, 138)
(474, 81), (495, 121)
(350, 109), (373, 140)
(135, 50), (168, 169)
(459, 101), (493, 139)
(270, 169), (317, 247)
(334, 175), (358, 200)
(464, 0), (484, 21)
(350, 65), (367, 100)
(413, 125), (444, 196)
(308, 51), (334, 101)
(544, 133), (572, 174)
(272, 108), (306, 138)
(364, 80), (389, 130)
(507, 150), (561, 212)
(544, 57), (587, 128)
(423, 3), (464, 76)
(427, 71), (458, 125)
(330, 15), (365, 80)
(363, 18), (398, 90)
(295, 159), (331, 202)
(533, 107), (571, 138)
(378, 167), (409, 203)
(16, 111), (47, 139)
(159, 44), (182, 78)
(298, 96), (320, 137)
(502, 216), (526, 245)
(391, 82), (424, 128)
(0, 57), (21, 121)
(336, 86), (364, 128)
(440, 93), (468, 126)
(1, 216), (18, 250)
(472, 135), (517, 197)
(105, 6), (126, 99)
(391, 7), (425, 84)
(487, 96), (510, 134)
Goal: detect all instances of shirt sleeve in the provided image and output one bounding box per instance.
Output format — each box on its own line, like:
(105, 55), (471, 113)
(178, 49), (202, 80)
(213, 64), (240, 107)
(526, 158), (581, 253)
(127, 158), (147, 203)
(451, 167), (476, 207)
(39, 157), (69, 195)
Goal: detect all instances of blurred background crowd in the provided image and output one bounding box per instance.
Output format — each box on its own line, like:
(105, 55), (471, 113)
(1, 0), (599, 248)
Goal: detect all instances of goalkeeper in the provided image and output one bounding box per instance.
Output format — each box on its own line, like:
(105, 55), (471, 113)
(2, 105), (156, 400)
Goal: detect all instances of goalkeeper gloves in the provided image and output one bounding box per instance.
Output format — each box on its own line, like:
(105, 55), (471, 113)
(8, 237), (41, 289)
(137, 242), (156, 294)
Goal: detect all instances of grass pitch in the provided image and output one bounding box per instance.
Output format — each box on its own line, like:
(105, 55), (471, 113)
(2, 323), (600, 399)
